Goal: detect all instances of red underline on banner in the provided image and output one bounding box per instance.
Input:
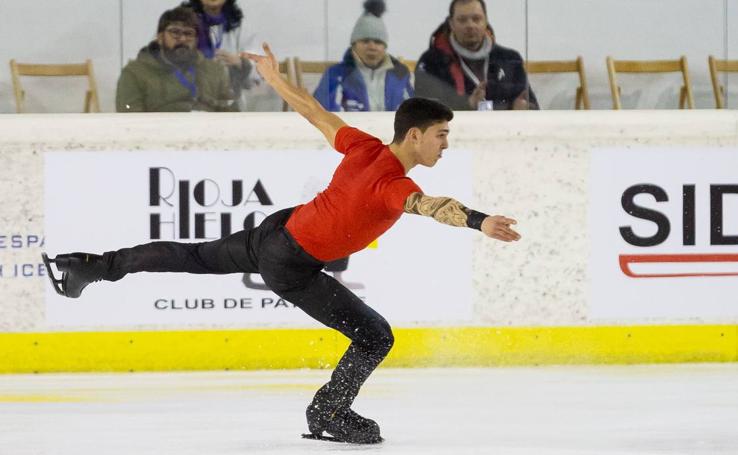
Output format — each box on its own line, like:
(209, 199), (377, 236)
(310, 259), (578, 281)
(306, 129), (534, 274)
(619, 254), (738, 278)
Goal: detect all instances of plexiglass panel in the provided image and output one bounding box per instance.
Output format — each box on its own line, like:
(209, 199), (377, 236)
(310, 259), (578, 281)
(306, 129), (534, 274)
(725, 0), (738, 108)
(0, 0), (735, 112)
(527, 0), (725, 110)
(0, 1), (120, 113)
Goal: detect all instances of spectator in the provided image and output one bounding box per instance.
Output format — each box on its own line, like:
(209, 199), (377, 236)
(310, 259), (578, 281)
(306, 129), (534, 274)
(116, 6), (235, 112)
(314, 0), (413, 112)
(415, 0), (538, 110)
(181, 0), (260, 111)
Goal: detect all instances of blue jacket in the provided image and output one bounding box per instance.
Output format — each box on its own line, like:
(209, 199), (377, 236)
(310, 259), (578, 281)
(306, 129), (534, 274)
(314, 49), (414, 112)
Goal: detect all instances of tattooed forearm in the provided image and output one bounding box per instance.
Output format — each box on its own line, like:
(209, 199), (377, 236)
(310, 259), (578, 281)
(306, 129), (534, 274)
(403, 193), (469, 227)
(404, 193), (490, 230)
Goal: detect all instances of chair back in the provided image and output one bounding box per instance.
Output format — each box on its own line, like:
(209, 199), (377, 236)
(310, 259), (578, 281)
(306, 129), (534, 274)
(10, 59), (100, 113)
(397, 58), (417, 72)
(293, 59), (338, 91)
(606, 56), (694, 109)
(708, 56), (738, 108)
(277, 58), (298, 111)
(525, 56), (590, 109)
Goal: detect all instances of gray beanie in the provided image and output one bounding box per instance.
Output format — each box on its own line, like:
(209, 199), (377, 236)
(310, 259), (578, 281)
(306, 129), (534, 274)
(350, 1), (388, 45)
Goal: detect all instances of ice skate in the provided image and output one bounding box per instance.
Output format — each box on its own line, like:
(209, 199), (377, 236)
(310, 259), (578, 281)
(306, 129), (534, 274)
(41, 252), (106, 298)
(303, 402), (382, 444)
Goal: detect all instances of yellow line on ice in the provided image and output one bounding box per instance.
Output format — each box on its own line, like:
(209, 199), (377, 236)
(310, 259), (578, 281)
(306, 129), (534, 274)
(0, 394), (88, 403)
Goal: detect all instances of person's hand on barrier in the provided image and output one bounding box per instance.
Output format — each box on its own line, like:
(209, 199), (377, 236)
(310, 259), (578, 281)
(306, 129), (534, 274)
(513, 98), (530, 110)
(512, 90), (532, 110)
(481, 216), (520, 242)
(242, 43), (280, 84)
(468, 80), (487, 110)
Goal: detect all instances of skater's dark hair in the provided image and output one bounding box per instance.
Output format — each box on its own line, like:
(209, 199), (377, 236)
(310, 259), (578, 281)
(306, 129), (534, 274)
(180, 0), (244, 32)
(157, 6), (200, 33)
(392, 98), (454, 143)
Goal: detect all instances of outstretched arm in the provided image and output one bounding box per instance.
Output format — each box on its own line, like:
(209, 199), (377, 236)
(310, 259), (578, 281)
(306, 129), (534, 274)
(403, 192), (521, 242)
(243, 43), (346, 147)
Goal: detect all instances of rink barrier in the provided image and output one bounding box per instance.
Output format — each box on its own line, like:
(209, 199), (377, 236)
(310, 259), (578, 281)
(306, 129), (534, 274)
(0, 325), (736, 373)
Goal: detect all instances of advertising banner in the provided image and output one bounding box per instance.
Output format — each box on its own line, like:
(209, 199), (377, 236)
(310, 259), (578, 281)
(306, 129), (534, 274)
(44, 149), (472, 327)
(590, 147), (738, 319)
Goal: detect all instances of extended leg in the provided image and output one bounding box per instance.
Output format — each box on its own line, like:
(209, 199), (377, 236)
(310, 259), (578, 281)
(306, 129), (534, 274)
(103, 230), (255, 281)
(43, 230), (257, 298)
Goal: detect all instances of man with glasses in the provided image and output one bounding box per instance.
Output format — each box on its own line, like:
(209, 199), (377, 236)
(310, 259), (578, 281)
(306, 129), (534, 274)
(116, 7), (236, 112)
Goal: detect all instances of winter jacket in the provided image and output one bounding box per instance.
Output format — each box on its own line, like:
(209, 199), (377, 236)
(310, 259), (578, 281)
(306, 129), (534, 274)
(116, 42), (236, 112)
(415, 28), (538, 110)
(314, 49), (413, 112)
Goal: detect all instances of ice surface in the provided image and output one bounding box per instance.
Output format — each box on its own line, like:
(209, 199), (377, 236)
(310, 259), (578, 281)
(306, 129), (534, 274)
(1, 364), (737, 454)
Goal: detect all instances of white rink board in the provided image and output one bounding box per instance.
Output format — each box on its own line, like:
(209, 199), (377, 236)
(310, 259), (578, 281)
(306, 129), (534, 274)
(44, 150), (473, 327)
(5, 111), (738, 331)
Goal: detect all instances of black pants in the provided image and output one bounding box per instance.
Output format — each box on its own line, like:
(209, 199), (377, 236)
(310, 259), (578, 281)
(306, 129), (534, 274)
(101, 208), (394, 412)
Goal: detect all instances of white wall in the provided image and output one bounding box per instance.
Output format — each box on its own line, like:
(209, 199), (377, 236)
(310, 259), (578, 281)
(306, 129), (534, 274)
(0, 0), (737, 113)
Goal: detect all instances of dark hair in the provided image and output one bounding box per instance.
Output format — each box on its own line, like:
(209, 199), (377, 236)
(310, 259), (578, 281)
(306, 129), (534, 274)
(181, 0), (244, 32)
(449, 0), (487, 18)
(157, 6), (200, 33)
(392, 98), (454, 143)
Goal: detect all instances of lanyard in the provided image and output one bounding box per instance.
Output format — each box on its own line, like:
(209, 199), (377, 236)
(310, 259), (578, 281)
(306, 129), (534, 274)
(173, 66), (197, 100)
(209, 25), (224, 51)
(458, 55), (489, 87)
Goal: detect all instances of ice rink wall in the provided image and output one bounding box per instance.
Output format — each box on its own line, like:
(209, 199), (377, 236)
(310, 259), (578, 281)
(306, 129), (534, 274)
(1, 111), (738, 373)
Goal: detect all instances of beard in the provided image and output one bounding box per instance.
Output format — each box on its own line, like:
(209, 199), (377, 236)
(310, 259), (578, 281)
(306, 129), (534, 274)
(163, 45), (197, 67)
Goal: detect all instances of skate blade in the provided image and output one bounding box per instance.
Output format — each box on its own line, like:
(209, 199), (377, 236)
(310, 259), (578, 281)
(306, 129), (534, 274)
(302, 433), (340, 442)
(301, 433), (383, 444)
(41, 253), (66, 296)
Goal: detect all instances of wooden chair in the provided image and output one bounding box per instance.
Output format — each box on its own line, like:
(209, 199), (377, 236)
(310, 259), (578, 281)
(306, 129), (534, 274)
(398, 58), (417, 72)
(525, 57), (590, 109)
(293, 58), (338, 91)
(606, 56), (694, 109)
(9, 59), (100, 113)
(708, 55), (738, 108)
(278, 58), (297, 111)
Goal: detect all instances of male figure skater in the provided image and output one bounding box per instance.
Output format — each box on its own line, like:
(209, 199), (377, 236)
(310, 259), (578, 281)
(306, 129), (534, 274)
(42, 43), (521, 444)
